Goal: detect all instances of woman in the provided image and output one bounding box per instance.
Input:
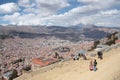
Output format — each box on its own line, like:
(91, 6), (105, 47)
(89, 60), (93, 71)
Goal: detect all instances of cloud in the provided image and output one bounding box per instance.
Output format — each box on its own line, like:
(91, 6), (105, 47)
(1, 0), (70, 26)
(48, 0), (120, 27)
(100, 9), (120, 16)
(0, 3), (20, 14)
(18, 0), (35, 8)
(3, 8), (120, 27)
(77, 0), (101, 4)
(35, 0), (69, 8)
(43, 8), (120, 27)
(93, 9), (120, 27)
(77, 0), (120, 9)
(3, 12), (42, 25)
(18, 0), (70, 16)
(0, 0), (120, 27)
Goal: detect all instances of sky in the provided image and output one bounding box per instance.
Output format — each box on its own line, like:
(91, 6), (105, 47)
(0, 0), (120, 27)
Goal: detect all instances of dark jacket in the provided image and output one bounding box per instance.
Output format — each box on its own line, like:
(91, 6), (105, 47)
(94, 61), (97, 67)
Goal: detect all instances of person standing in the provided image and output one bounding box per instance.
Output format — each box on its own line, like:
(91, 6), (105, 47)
(93, 59), (97, 71)
(97, 51), (103, 60)
(89, 60), (93, 71)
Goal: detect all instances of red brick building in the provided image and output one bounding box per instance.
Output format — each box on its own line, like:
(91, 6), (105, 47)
(31, 57), (59, 71)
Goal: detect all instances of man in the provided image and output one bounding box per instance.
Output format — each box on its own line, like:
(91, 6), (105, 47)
(97, 51), (103, 60)
(93, 59), (97, 71)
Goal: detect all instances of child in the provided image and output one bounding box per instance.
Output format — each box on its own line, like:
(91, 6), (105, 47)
(89, 60), (93, 71)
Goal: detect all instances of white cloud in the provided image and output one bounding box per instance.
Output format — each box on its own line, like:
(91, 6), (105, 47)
(18, 0), (35, 8)
(18, 0), (70, 16)
(1, 0), (70, 26)
(77, 0), (120, 9)
(80, 9), (120, 27)
(77, 0), (101, 4)
(3, 12), (42, 25)
(3, 12), (20, 25)
(100, 9), (120, 16)
(0, 3), (20, 14)
(7, 8), (119, 27)
(42, 8), (120, 27)
(1, 0), (120, 27)
(18, 0), (69, 9)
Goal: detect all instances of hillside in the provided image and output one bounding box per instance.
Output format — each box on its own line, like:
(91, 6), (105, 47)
(15, 44), (120, 80)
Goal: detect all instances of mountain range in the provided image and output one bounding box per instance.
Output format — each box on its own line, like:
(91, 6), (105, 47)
(0, 24), (119, 42)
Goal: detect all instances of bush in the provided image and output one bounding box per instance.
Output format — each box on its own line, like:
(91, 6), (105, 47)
(92, 40), (100, 49)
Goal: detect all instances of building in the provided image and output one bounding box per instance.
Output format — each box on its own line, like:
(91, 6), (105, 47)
(94, 44), (109, 51)
(115, 40), (120, 44)
(2, 70), (18, 80)
(31, 57), (59, 71)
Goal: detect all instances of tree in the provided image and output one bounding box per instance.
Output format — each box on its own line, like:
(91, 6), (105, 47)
(92, 40), (100, 49)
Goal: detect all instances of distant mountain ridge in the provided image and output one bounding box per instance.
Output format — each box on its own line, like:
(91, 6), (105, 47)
(0, 24), (119, 41)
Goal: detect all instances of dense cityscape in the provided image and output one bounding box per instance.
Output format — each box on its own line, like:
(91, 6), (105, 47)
(0, 36), (95, 79)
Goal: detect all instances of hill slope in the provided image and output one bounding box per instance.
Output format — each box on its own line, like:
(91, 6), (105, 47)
(15, 44), (120, 80)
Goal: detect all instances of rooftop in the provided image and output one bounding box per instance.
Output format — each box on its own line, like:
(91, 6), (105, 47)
(31, 57), (59, 67)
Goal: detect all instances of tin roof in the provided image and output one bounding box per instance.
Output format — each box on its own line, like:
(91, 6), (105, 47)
(116, 40), (120, 43)
(32, 57), (59, 67)
(3, 70), (13, 79)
